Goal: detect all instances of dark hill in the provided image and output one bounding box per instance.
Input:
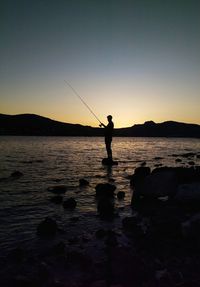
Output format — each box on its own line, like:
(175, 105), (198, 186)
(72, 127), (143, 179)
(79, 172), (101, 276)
(0, 113), (102, 136)
(0, 114), (200, 137)
(115, 120), (200, 138)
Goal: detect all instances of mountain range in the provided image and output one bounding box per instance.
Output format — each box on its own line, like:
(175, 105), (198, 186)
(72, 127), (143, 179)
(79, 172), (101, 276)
(0, 113), (200, 138)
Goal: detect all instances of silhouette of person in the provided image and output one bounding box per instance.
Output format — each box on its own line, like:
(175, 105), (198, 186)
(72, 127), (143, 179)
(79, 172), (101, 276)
(100, 115), (114, 160)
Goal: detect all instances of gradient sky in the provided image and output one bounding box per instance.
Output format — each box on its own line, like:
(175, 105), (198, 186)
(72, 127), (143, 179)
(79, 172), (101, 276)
(1, 0), (200, 128)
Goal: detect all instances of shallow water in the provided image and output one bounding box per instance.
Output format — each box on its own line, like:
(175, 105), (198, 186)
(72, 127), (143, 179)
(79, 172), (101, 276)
(0, 136), (200, 257)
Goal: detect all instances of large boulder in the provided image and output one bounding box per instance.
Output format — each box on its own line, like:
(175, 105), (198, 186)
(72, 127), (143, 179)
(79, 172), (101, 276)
(132, 169), (177, 201)
(97, 197), (115, 219)
(95, 183), (116, 198)
(95, 183), (116, 218)
(63, 197), (77, 209)
(175, 182), (200, 203)
(37, 217), (58, 237)
(130, 167), (151, 187)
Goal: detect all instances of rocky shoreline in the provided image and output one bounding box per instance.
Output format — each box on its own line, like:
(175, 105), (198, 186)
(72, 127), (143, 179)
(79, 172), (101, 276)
(1, 158), (200, 287)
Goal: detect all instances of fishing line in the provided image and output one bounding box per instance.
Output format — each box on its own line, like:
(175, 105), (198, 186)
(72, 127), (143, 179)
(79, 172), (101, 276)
(64, 80), (102, 124)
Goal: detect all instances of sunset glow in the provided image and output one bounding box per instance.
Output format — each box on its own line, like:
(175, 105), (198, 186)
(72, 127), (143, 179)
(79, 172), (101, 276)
(1, 0), (200, 128)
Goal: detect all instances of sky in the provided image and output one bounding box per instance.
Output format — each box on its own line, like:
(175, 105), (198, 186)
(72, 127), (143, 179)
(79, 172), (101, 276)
(1, 0), (200, 128)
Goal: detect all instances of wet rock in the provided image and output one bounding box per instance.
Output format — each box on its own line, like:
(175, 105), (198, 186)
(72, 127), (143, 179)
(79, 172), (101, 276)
(154, 157), (163, 160)
(95, 229), (106, 239)
(50, 195), (63, 204)
(109, 247), (150, 286)
(188, 161), (195, 166)
(132, 168), (177, 201)
(122, 217), (143, 238)
(38, 261), (52, 285)
(102, 158), (118, 166)
(95, 183), (116, 198)
(180, 152), (196, 158)
(10, 171), (23, 178)
(150, 215), (182, 240)
(122, 216), (138, 231)
(70, 216), (80, 222)
(51, 241), (66, 256)
(67, 250), (92, 271)
(79, 178), (89, 186)
(174, 167), (200, 183)
(140, 161), (146, 166)
(37, 217), (58, 237)
(182, 213), (200, 241)
(68, 236), (79, 244)
(47, 185), (67, 194)
(175, 183), (200, 204)
(130, 166), (151, 187)
(117, 191), (125, 199)
(105, 230), (118, 247)
(175, 158), (182, 162)
(63, 197), (77, 209)
(97, 198), (114, 219)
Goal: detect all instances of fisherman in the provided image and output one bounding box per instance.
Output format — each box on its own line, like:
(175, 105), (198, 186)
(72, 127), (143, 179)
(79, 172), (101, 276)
(100, 115), (114, 160)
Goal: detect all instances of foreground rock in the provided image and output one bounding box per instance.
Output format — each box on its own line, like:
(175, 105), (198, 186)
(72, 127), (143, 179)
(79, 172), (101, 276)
(63, 197), (77, 209)
(47, 185), (67, 194)
(131, 166), (200, 203)
(79, 178), (89, 187)
(37, 217), (58, 237)
(95, 183), (116, 198)
(95, 183), (116, 219)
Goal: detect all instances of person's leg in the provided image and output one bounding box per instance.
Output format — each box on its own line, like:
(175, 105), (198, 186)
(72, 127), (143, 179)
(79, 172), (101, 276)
(106, 141), (112, 160)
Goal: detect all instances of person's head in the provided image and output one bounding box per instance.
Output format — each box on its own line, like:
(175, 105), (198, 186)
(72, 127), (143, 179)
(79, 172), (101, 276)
(107, 115), (112, 122)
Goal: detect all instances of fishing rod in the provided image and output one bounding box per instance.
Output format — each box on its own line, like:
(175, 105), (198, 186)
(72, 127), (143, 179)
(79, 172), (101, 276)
(64, 80), (102, 125)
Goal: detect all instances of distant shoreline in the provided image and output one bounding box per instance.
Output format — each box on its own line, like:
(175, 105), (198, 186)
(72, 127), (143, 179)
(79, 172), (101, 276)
(1, 113), (200, 138)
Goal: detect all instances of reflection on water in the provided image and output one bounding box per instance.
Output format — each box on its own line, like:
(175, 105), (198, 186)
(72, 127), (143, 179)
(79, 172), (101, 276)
(0, 136), (200, 254)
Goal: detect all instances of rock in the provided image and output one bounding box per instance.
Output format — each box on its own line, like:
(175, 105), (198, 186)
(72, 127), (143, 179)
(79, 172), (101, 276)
(102, 158), (118, 166)
(130, 167), (151, 187)
(180, 152), (196, 158)
(51, 241), (66, 256)
(122, 217), (143, 238)
(117, 191), (125, 199)
(188, 161), (195, 165)
(175, 158), (182, 162)
(95, 229), (106, 239)
(79, 178), (89, 186)
(47, 185), (67, 194)
(37, 217), (58, 237)
(175, 183), (200, 203)
(132, 168), (177, 201)
(50, 195), (63, 204)
(182, 213), (200, 240)
(95, 183), (116, 198)
(105, 230), (118, 247)
(10, 171), (23, 178)
(67, 251), (92, 270)
(63, 197), (77, 209)
(97, 198), (114, 219)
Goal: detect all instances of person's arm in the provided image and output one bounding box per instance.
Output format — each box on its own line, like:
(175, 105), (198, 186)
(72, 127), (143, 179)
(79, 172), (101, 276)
(99, 123), (106, 128)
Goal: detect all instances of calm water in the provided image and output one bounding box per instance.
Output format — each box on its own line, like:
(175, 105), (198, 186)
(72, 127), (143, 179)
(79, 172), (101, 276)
(0, 136), (200, 257)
